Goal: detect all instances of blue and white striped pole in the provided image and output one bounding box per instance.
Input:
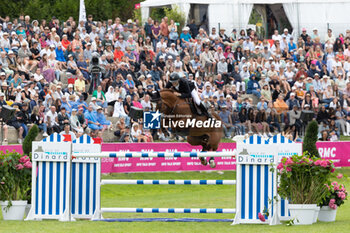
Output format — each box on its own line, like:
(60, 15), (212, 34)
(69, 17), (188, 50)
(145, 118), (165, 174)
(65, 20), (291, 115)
(73, 151), (235, 158)
(101, 180), (236, 185)
(101, 208), (236, 214)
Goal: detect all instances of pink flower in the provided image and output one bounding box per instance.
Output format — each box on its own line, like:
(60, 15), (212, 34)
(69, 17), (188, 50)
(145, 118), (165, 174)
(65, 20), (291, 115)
(325, 184), (330, 190)
(258, 212), (266, 222)
(320, 160), (329, 168)
(338, 191), (346, 200)
(285, 158), (293, 165)
(329, 199), (336, 204)
(16, 164), (24, 170)
(331, 168), (335, 173)
(332, 181), (338, 186)
(19, 155), (30, 164)
(277, 163), (284, 170)
(329, 203), (338, 210)
(314, 160), (322, 166)
(0, 182), (4, 185)
(23, 161), (32, 169)
(334, 185), (339, 191)
(286, 167), (292, 172)
(337, 174), (343, 179)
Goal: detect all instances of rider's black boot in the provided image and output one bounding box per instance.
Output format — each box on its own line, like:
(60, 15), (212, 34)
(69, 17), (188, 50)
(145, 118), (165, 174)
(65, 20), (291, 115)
(199, 103), (212, 119)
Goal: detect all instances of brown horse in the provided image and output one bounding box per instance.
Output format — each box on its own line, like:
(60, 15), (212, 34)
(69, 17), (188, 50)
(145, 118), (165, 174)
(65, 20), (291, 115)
(155, 89), (223, 168)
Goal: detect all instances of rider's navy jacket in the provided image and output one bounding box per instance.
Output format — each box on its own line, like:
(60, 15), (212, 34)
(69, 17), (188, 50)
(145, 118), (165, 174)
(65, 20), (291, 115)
(165, 78), (195, 98)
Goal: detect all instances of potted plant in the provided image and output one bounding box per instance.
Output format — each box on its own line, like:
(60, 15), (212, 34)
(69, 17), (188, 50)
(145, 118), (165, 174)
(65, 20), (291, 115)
(318, 176), (348, 222)
(276, 154), (334, 225)
(0, 151), (32, 220)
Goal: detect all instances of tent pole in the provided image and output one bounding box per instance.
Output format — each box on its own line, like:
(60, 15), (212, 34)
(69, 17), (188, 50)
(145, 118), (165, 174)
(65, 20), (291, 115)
(297, 0), (300, 37)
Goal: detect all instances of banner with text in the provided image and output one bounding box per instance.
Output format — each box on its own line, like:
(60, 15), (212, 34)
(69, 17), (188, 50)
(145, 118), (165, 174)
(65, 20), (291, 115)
(1, 141), (349, 173)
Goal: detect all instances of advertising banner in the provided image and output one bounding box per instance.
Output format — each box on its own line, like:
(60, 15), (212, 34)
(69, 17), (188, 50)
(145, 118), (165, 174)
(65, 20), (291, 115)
(1, 141), (350, 173)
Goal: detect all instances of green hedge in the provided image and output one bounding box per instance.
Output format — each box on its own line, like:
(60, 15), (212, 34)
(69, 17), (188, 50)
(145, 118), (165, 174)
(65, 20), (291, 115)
(1, 0), (142, 22)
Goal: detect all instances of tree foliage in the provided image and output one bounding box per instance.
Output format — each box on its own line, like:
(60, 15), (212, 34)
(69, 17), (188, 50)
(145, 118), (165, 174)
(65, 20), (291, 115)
(22, 124), (39, 155)
(164, 5), (186, 32)
(303, 120), (320, 158)
(0, 0), (142, 22)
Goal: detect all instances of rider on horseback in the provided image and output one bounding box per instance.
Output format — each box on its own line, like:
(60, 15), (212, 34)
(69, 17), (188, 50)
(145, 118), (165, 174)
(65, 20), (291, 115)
(165, 73), (211, 118)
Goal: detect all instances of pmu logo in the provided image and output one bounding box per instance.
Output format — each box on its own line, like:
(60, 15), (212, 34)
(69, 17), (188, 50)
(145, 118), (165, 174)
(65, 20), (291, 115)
(143, 111), (161, 129)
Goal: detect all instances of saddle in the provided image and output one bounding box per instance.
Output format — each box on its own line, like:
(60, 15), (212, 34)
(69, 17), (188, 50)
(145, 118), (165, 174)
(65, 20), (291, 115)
(186, 98), (204, 117)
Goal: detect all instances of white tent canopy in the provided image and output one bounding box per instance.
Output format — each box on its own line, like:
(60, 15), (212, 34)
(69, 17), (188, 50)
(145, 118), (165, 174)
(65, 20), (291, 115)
(141, 0), (350, 40)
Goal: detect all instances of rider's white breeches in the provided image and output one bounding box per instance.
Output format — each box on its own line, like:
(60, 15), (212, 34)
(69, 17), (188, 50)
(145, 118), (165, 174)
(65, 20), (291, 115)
(191, 89), (201, 105)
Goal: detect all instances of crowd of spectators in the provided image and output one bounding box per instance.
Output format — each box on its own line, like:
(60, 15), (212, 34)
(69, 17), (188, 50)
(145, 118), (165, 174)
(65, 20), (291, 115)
(0, 14), (350, 144)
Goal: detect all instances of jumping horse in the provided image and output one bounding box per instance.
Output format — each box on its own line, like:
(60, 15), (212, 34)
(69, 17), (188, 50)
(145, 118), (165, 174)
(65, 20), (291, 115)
(153, 89), (223, 168)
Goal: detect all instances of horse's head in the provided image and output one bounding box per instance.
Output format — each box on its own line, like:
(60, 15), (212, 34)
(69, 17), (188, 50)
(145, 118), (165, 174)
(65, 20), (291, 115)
(151, 89), (178, 114)
(150, 90), (161, 102)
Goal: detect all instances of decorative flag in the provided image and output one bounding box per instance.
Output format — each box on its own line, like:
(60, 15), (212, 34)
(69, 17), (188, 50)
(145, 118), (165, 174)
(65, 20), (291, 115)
(79, 0), (87, 22)
(63, 134), (72, 142)
(93, 138), (102, 144)
(135, 3), (141, 9)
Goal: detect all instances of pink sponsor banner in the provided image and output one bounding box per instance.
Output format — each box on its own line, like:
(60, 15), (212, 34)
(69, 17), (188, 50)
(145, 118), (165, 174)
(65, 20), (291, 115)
(1, 141), (349, 173)
(100, 143), (236, 173)
(316, 141), (350, 167)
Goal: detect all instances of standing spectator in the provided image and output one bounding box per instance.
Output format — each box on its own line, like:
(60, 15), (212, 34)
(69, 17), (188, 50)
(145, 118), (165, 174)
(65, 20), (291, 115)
(31, 105), (48, 137)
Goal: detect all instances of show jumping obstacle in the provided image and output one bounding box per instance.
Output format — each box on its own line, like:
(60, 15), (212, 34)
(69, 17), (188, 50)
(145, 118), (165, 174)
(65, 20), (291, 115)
(26, 133), (302, 225)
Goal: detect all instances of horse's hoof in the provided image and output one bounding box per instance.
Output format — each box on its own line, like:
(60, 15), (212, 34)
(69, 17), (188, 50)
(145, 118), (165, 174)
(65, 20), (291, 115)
(200, 157), (208, 166)
(209, 159), (216, 168)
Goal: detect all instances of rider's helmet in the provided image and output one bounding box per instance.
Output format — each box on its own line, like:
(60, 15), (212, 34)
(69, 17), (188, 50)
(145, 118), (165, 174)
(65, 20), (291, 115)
(169, 73), (180, 82)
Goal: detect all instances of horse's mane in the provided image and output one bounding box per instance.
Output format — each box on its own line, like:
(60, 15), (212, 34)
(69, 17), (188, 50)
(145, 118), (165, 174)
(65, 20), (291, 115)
(159, 88), (181, 110)
(160, 88), (174, 93)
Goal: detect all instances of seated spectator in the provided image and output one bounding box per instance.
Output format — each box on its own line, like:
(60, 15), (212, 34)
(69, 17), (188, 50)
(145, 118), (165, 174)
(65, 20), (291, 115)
(69, 108), (84, 136)
(286, 93), (300, 110)
(92, 85), (107, 113)
(77, 54), (90, 81)
(319, 130), (329, 141)
(246, 74), (261, 98)
(95, 106), (111, 132)
(274, 94), (289, 122)
(85, 104), (103, 131)
(105, 86), (117, 106)
(74, 73), (86, 95)
(130, 122), (147, 142)
(257, 97), (267, 110)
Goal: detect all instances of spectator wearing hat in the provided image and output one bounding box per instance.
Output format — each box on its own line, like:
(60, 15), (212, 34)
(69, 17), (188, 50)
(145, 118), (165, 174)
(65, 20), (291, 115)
(180, 26), (193, 49)
(85, 104), (103, 131)
(95, 106), (111, 133)
(286, 92), (300, 110)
